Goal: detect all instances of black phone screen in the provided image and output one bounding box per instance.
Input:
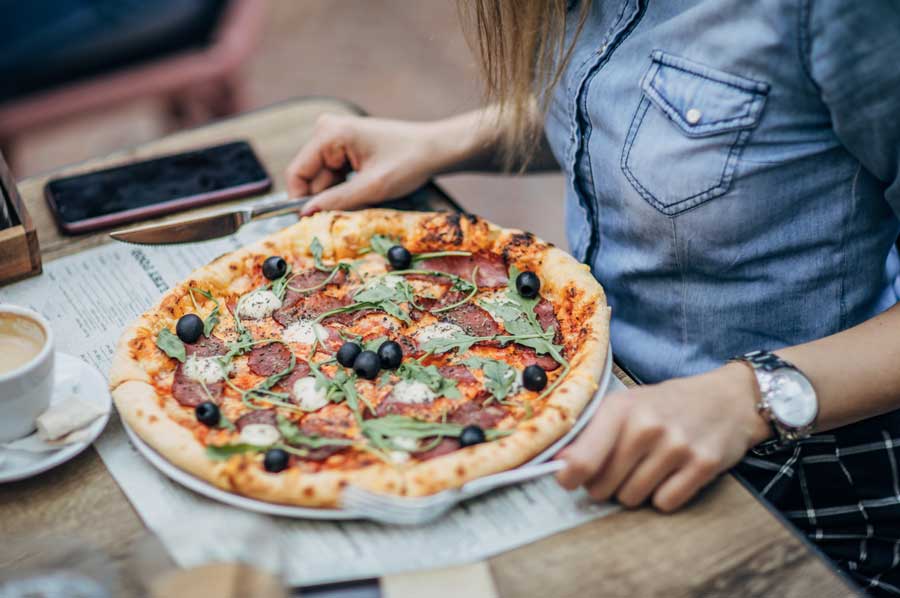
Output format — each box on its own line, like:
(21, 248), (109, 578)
(45, 141), (270, 225)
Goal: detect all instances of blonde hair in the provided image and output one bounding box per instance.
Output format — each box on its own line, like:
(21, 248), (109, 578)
(458, 0), (591, 168)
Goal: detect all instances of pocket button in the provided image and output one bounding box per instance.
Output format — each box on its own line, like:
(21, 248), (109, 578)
(685, 108), (702, 125)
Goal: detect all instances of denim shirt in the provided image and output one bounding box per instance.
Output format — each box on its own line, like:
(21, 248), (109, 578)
(544, 0), (900, 383)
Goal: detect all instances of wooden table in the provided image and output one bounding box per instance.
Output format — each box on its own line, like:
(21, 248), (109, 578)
(0, 98), (856, 597)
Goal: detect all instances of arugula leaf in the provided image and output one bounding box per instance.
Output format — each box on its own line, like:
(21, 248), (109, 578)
(369, 234), (399, 257)
(189, 287), (221, 337)
(271, 265), (293, 300)
(361, 415), (510, 452)
(277, 416), (355, 449)
(309, 364), (375, 420)
(310, 237), (329, 271)
(156, 328), (186, 362)
(420, 331), (483, 355)
(205, 443), (261, 460)
(463, 357), (518, 402)
(216, 415), (236, 432)
(396, 362), (460, 399)
(363, 336), (389, 352)
(318, 277), (415, 324)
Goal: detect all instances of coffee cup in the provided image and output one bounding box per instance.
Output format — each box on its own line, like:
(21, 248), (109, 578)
(0, 305), (54, 442)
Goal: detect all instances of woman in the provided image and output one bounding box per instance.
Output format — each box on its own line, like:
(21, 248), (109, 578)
(286, 1), (900, 592)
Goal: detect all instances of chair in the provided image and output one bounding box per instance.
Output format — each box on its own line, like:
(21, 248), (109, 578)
(0, 0), (266, 174)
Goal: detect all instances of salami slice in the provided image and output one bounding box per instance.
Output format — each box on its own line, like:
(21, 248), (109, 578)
(248, 343), (293, 376)
(273, 292), (350, 326)
(172, 365), (224, 407)
(414, 437), (461, 460)
(448, 400), (506, 428)
(519, 347), (561, 371)
(300, 408), (354, 438)
(184, 335), (227, 357)
(235, 409), (278, 430)
(534, 298), (561, 343)
(288, 268), (346, 292)
(439, 303), (501, 336)
(416, 254), (508, 288)
(437, 364), (477, 384)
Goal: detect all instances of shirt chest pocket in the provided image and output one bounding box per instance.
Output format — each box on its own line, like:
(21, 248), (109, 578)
(621, 51), (769, 216)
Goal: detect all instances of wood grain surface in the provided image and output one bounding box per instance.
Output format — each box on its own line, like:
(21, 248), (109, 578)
(0, 98), (857, 597)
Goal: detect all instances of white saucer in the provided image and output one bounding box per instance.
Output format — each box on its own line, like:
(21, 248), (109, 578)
(0, 352), (111, 483)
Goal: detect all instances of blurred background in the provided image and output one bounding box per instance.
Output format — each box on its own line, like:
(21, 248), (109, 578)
(2, 0), (566, 247)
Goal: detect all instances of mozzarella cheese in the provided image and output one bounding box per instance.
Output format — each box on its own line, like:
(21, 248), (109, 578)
(390, 380), (436, 405)
(239, 423), (281, 447)
(391, 436), (419, 451)
(509, 370), (524, 396)
(282, 319), (328, 344)
(413, 322), (465, 345)
(292, 376), (329, 411)
(389, 451), (411, 464)
(183, 355), (227, 384)
(238, 290), (282, 319)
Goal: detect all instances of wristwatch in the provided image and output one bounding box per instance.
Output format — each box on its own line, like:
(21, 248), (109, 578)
(732, 350), (819, 456)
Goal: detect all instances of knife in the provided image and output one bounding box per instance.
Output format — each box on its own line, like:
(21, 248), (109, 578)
(109, 193), (311, 245)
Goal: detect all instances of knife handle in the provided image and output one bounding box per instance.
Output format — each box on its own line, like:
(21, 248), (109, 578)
(249, 194), (311, 220)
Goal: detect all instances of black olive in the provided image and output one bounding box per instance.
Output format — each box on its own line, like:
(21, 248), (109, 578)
(262, 255), (288, 280)
(263, 448), (289, 473)
(176, 314), (204, 343)
(459, 425), (486, 447)
(194, 401), (220, 427)
(377, 340), (403, 369)
(387, 245), (412, 270)
(516, 271), (541, 299)
(523, 365), (548, 391)
(336, 342), (362, 367)
(353, 350), (381, 380)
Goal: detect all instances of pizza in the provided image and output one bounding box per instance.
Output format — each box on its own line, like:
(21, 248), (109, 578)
(109, 210), (609, 507)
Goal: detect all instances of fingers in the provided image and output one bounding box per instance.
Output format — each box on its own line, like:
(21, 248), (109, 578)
(285, 114), (354, 198)
(310, 169), (340, 194)
(615, 434), (690, 507)
(299, 170), (387, 216)
(651, 454), (720, 512)
(582, 412), (662, 502)
(556, 392), (629, 490)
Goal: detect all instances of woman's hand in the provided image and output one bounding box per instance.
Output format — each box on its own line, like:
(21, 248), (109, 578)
(556, 363), (770, 512)
(286, 114), (462, 215)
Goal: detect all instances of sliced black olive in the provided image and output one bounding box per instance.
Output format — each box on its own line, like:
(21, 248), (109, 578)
(377, 340), (403, 369)
(195, 401), (220, 427)
(523, 365), (548, 391)
(459, 425), (486, 447)
(176, 314), (204, 343)
(336, 342), (362, 367)
(516, 271), (541, 299)
(262, 255), (288, 280)
(387, 245), (412, 270)
(263, 448), (289, 473)
(353, 350), (381, 380)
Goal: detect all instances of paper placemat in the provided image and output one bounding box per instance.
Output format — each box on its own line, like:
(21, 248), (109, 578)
(0, 210), (620, 586)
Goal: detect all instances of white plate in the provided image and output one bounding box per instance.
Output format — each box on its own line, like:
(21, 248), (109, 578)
(123, 346), (613, 519)
(0, 352), (111, 483)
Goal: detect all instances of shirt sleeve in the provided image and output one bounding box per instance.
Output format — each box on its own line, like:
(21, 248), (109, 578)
(805, 1), (900, 217)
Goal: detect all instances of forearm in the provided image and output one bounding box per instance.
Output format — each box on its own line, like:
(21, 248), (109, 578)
(720, 301), (900, 445)
(424, 105), (560, 175)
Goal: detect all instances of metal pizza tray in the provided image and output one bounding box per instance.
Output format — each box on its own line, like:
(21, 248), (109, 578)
(122, 344), (613, 520)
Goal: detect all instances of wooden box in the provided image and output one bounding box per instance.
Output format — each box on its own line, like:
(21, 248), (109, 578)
(0, 152), (41, 285)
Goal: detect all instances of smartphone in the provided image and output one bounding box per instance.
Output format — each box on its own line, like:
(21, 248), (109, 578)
(44, 140), (272, 234)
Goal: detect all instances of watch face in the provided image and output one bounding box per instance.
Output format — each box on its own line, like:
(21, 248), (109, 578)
(762, 368), (818, 428)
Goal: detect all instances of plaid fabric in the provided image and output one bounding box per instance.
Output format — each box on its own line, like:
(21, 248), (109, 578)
(736, 410), (900, 596)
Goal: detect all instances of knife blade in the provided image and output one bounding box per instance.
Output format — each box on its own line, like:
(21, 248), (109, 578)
(109, 193), (311, 245)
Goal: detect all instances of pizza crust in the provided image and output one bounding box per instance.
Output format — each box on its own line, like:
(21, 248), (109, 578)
(110, 209), (610, 508)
